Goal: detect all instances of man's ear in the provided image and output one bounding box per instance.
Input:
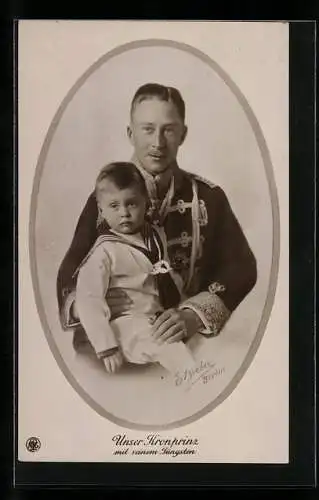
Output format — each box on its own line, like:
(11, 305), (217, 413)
(127, 125), (133, 144)
(180, 125), (188, 145)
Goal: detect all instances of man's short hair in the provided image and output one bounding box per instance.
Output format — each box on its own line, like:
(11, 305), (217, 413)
(95, 162), (148, 198)
(130, 83), (186, 122)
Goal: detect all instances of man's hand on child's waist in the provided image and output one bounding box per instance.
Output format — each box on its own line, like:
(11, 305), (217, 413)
(150, 308), (202, 344)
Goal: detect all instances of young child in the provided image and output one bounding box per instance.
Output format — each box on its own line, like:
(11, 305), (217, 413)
(74, 162), (195, 376)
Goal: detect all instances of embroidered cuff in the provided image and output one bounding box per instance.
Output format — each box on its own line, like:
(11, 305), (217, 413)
(179, 291), (230, 337)
(60, 289), (81, 330)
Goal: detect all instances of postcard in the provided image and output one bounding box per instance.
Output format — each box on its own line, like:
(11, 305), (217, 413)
(17, 20), (289, 464)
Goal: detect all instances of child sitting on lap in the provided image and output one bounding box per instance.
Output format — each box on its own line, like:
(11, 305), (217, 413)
(74, 162), (195, 375)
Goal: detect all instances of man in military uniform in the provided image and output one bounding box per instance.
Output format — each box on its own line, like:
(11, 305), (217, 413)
(57, 83), (257, 349)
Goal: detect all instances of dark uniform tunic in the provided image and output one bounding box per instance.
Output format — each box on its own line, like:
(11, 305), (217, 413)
(57, 162), (257, 342)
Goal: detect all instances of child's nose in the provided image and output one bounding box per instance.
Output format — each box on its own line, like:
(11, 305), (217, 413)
(119, 205), (130, 217)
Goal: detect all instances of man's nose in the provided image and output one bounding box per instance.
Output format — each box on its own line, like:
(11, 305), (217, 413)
(153, 129), (166, 148)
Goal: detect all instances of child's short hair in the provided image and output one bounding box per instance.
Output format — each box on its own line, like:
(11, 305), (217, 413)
(130, 83), (186, 122)
(95, 162), (148, 199)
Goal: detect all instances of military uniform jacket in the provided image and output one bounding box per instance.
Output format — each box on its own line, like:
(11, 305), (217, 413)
(57, 164), (257, 337)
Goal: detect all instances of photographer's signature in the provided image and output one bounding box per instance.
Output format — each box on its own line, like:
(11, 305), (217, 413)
(174, 360), (225, 390)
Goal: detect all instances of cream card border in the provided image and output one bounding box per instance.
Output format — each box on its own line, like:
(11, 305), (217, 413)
(17, 20), (289, 463)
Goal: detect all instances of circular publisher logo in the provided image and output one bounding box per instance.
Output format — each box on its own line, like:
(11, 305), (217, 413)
(26, 437), (41, 453)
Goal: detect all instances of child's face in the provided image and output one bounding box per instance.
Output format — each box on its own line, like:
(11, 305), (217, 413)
(97, 180), (147, 234)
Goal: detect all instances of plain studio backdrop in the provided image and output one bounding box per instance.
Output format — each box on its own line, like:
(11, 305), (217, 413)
(32, 44), (274, 428)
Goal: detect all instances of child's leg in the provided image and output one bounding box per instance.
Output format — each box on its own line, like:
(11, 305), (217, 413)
(111, 316), (160, 365)
(111, 316), (196, 373)
(152, 341), (196, 375)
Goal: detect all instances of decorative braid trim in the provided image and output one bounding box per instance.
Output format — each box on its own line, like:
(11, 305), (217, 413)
(190, 173), (217, 191)
(179, 291), (230, 337)
(167, 199), (193, 214)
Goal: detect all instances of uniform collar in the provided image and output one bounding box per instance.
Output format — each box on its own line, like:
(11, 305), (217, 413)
(131, 155), (184, 200)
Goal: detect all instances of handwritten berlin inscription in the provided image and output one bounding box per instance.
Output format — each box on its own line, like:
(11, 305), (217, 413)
(174, 360), (226, 390)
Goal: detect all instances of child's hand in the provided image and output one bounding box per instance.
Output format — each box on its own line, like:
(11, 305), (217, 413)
(102, 350), (124, 374)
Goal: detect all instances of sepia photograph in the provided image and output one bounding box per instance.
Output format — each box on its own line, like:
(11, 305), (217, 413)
(14, 20), (317, 486)
(28, 37), (279, 430)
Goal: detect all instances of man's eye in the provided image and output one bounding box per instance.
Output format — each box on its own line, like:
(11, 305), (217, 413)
(165, 127), (175, 135)
(142, 127), (154, 133)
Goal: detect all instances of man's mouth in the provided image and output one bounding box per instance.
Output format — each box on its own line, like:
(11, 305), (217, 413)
(149, 152), (166, 160)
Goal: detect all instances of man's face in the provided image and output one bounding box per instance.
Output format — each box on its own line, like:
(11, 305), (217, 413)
(127, 98), (187, 175)
(97, 180), (147, 234)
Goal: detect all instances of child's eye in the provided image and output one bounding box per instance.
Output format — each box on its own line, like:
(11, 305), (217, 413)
(110, 203), (119, 209)
(128, 202), (137, 208)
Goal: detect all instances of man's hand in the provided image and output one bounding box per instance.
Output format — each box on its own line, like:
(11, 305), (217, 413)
(151, 308), (203, 344)
(102, 350), (124, 374)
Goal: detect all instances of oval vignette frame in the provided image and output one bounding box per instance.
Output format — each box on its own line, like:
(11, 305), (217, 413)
(29, 39), (280, 431)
